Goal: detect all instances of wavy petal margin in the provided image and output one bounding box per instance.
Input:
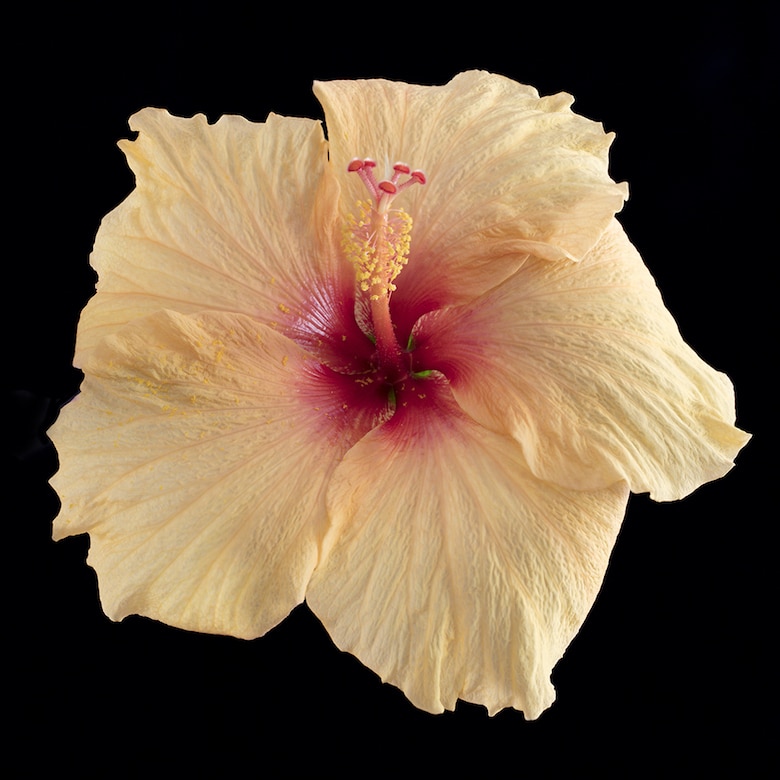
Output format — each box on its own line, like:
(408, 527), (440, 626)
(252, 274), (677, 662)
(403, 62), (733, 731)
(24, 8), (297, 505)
(49, 73), (749, 719)
(307, 383), (629, 717)
(315, 71), (628, 311)
(51, 310), (382, 638)
(417, 220), (750, 501)
(75, 109), (345, 364)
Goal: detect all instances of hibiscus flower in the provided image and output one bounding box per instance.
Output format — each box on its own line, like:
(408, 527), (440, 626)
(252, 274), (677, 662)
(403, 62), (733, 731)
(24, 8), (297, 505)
(49, 71), (749, 718)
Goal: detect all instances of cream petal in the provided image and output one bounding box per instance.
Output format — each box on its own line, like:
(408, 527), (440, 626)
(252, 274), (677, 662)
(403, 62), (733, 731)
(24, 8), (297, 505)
(51, 310), (382, 638)
(315, 71), (628, 308)
(416, 220), (750, 501)
(307, 383), (629, 718)
(76, 109), (346, 364)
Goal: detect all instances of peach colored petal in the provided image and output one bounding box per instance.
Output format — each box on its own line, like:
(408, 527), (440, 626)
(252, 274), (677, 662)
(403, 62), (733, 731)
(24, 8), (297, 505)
(306, 383), (629, 718)
(416, 220), (750, 501)
(315, 71), (628, 309)
(75, 109), (345, 364)
(51, 310), (383, 638)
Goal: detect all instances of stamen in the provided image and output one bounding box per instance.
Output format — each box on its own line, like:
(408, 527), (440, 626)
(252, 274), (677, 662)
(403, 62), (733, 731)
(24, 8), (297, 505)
(342, 156), (427, 375)
(341, 201), (413, 301)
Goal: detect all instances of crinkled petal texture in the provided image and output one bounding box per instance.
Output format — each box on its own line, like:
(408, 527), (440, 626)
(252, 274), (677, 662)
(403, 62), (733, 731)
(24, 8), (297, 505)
(416, 220), (750, 501)
(50, 310), (383, 638)
(307, 384), (629, 718)
(74, 109), (346, 364)
(51, 73), (748, 718)
(316, 71), (628, 311)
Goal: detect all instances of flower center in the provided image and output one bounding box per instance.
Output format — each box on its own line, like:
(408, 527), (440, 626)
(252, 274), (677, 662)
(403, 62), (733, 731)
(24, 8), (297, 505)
(342, 157), (426, 379)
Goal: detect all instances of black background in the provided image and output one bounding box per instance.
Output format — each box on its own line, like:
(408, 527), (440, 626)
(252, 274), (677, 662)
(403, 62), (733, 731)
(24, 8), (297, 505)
(7, 2), (774, 776)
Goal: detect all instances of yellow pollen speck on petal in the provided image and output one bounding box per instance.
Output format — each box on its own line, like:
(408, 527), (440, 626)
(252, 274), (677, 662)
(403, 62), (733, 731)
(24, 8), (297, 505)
(282, 355), (289, 366)
(278, 303), (290, 314)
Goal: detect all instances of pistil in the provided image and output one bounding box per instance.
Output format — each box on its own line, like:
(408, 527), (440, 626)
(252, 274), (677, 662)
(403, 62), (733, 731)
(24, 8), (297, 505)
(343, 157), (426, 378)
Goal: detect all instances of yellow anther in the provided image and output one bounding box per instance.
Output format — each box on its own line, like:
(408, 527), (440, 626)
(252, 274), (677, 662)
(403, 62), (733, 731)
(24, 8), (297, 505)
(341, 199), (414, 301)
